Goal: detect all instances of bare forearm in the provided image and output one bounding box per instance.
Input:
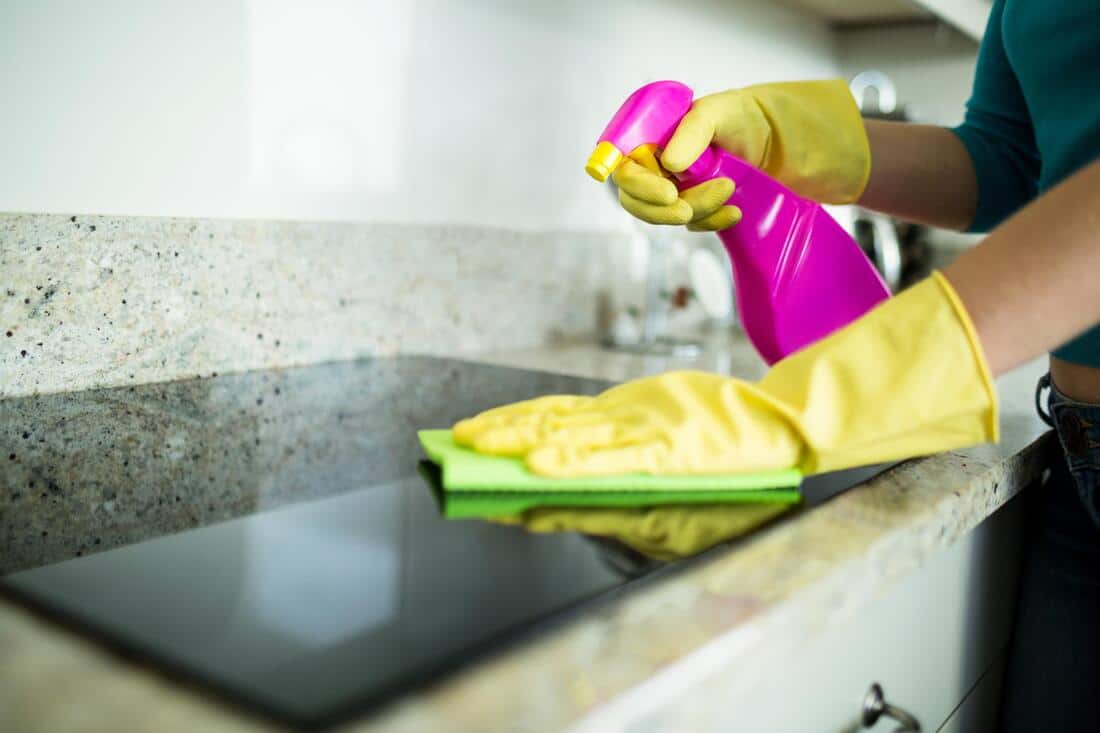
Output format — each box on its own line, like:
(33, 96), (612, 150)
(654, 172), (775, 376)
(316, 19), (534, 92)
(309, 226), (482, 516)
(943, 158), (1100, 375)
(858, 120), (978, 231)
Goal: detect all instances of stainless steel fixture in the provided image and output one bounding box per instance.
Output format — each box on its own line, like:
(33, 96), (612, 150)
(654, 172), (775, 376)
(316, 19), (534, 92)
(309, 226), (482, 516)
(849, 71), (934, 291)
(861, 682), (922, 731)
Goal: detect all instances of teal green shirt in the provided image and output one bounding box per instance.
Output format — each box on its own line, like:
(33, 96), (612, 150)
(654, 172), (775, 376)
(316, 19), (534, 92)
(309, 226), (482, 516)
(951, 0), (1100, 367)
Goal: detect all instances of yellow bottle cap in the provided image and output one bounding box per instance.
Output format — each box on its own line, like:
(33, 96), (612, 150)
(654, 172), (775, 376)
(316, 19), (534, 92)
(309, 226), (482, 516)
(585, 141), (624, 182)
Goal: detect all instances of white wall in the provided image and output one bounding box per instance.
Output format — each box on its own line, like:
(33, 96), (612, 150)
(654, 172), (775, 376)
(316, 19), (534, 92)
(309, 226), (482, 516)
(0, 0), (840, 231)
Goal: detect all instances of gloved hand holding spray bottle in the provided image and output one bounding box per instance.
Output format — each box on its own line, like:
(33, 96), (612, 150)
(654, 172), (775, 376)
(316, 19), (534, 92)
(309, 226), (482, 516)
(585, 79), (890, 364)
(454, 79), (997, 558)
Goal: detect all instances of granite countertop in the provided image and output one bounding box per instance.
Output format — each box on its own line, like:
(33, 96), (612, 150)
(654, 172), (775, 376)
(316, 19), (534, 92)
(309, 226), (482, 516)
(0, 336), (1054, 733)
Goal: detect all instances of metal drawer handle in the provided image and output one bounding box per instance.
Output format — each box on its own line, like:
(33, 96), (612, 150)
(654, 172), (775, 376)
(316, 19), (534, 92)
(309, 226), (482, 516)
(861, 682), (921, 731)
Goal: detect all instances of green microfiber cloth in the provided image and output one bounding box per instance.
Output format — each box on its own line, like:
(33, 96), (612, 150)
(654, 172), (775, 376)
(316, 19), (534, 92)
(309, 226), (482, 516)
(417, 430), (802, 519)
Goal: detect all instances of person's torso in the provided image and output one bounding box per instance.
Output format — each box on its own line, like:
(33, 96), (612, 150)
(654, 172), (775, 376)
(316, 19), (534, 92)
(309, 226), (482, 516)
(1001, 0), (1100, 194)
(1000, 0), (1100, 369)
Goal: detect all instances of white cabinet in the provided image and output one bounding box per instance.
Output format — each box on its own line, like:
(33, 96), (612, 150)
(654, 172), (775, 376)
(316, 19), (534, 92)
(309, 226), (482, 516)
(778, 0), (992, 40)
(731, 489), (1027, 731)
(908, 0), (991, 40)
(778, 0), (931, 25)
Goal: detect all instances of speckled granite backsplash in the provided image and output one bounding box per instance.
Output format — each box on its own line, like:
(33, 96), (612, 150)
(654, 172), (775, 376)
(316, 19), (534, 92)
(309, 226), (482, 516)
(0, 213), (620, 399)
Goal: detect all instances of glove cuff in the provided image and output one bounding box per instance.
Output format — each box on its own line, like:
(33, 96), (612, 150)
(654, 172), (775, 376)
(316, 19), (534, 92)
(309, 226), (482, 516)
(758, 272), (999, 474)
(931, 270), (1000, 443)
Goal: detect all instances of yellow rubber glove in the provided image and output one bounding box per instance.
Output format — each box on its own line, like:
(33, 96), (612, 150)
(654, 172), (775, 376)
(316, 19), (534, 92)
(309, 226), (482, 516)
(612, 158), (740, 229)
(455, 271), (996, 479)
(456, 272), (996, 558)
(614, 79), (870, 231)
(491, 503), (791, 562)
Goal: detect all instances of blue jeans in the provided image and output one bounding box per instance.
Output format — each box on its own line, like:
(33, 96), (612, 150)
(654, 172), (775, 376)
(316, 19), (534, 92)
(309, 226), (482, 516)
(1039, 374), (1100, 529)
(999, 374), (1100, 731)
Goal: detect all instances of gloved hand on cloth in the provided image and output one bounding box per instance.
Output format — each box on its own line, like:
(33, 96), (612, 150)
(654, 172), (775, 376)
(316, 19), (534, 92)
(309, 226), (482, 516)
(454, 273), (998, 559)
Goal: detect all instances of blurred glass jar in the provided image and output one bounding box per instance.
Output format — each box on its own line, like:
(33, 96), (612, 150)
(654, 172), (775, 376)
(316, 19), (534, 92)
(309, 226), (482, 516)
(597, 178), (735, 355)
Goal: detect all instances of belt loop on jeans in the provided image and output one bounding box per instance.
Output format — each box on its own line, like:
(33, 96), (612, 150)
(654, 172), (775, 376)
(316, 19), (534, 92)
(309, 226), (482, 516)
(1036, 373), (1054, 427)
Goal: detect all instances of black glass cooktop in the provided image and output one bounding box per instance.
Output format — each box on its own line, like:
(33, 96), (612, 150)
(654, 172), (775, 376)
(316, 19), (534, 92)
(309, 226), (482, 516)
(6, 470), (636, 728)
(0, 356), (891, 729)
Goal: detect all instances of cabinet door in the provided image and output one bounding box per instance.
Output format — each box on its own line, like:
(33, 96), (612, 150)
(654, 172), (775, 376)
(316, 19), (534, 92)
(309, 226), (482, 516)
(724, 489), (1027, 732)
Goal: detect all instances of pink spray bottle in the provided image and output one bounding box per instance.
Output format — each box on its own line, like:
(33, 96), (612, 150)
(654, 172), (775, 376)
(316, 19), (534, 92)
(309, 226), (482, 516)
(585, 81), (890, 365)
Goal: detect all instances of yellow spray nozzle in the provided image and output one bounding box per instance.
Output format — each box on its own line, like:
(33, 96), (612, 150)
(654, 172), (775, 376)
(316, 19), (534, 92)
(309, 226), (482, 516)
(585, 141), (624, 182)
